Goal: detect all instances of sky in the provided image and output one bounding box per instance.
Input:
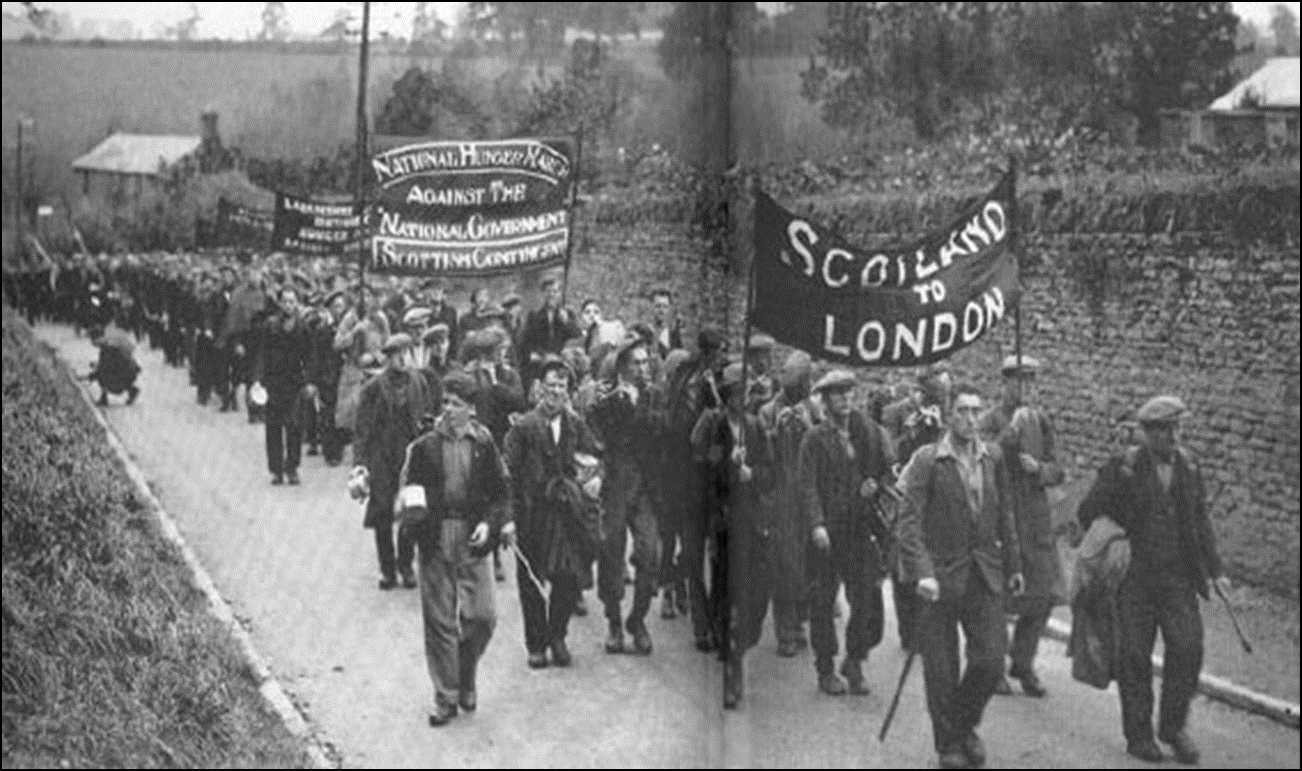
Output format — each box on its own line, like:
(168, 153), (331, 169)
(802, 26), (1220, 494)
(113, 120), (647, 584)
(0, 1), (1293, 41)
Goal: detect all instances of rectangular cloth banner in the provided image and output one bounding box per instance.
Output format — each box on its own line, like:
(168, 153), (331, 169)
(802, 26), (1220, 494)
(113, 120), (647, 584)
(368, 138), (574, 277)
(751, 168), (1019, 368)
(215, 197), (273, 249)
(272, 193), (364, 257)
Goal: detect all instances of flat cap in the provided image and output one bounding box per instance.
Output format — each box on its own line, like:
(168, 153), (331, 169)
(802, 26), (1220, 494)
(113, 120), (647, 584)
(403, 306), (432, 327)
(697, 324), (726, 354)
(780, 350), (813, 390)
(747, 332), (777, 350)
(501, 293), (521, 309)
(1000, 354), (1041, 375)
(381, 333), (413, 353)
(812, 369), (857, 394)
(1136, 395), (1187, 424)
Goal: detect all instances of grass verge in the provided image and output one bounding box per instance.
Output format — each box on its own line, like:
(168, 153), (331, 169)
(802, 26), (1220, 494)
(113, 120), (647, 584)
(2, 304), (314, 768)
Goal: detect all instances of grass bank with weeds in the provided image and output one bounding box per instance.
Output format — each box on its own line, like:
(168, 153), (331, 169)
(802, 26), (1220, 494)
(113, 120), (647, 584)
(1, 305), (313, 768)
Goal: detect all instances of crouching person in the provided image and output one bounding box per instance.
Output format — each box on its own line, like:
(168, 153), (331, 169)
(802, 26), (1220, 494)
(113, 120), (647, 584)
(398, 370), (515, 726)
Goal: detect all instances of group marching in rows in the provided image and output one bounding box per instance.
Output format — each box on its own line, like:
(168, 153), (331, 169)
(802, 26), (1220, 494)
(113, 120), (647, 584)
(6, 249), (1228, 768)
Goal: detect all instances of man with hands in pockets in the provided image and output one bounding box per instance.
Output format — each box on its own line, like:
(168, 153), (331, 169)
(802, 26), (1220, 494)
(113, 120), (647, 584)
(895, 381), (1024, 770)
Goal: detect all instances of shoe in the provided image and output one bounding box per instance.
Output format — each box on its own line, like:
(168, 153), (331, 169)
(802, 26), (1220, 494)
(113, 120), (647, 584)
(97, 394), (109, 407)
(793, 634), (809, 650)
(627, 619), (652, 655)
(494, 561), (506, 582)
(674, 586), (689, 616)
(1127, 738), (1164, 763)
(325, 456), (342, 467)
(286, 471), (300, 486)
(271, 473), (284, 486)
(550, 639), (572, 667)
(126, 386), (139, 405)
(776, 640), (799, 658)
(306, 444), (320, 456)
(399, 568), (417, 589)
(458, 691), (477, 713)
(661, 588), (678, 620)
(938, 749), (970, 769)
(378, 575), (397, 590)
(527, 651), (549, 669)
(840, 659), (871, 695)
(993, 674), (1013, 696)
(695, 632), (717, 653)
(604, 621), (625, 654)
(1159, 731), (1200, 765)
(574, 595), (589, 617)
(1011, 667), (1047, 698)
(960, 730), (987, 768)
(818, 669), (849, 696)
(723, 659), (743, 710)
(427, 702), (457, 727)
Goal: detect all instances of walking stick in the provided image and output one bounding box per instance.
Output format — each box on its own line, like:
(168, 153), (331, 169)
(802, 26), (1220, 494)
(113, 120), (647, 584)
(1213, 580), (1253, 654)
(879, 649), (918, 742)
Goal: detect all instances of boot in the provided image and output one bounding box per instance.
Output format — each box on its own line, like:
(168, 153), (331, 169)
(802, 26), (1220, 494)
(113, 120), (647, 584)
(126, 385), (139, 405)
(1158, 730), (1200, 765)
(627, 617), (653, 656)
(723, 658), (743, 710)
(817, 660), (848, 696)
(661, 586), (678, 619)
(604, 619), (625, 654)
(840, 658), (870, 695)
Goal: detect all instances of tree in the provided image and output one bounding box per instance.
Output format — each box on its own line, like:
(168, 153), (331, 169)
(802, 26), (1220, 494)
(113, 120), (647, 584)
(259, 1), (288, 42)
(320, 7), (355, 42)
(374, 64), (490, 139)
(1110, 2), (1240, 144)
(168, 3), (202, 41)
(465, 2), (569, 55)
(1270, 3), (1299, 56)
(802, 3), (1011, 141)
(21, 1), (60, 36)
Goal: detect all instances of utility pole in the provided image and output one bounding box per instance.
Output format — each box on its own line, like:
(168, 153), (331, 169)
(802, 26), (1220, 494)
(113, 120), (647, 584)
(353, 1), (371, 315)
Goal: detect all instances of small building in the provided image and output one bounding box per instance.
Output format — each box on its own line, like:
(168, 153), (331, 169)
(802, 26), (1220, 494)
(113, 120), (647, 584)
(71, 110), (233, 208)
(1161, 57), (1300, 150)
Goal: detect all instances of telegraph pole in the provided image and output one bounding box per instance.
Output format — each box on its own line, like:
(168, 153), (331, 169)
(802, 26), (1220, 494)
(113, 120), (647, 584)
(353, 1), (371, 315)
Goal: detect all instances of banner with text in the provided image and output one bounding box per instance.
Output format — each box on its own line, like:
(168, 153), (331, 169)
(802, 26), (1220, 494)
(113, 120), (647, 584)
(751, 169), (1019, 368)
(272, 193), (364, 257)
(368, 138), (574, 277)
(215, 197), (273, 249)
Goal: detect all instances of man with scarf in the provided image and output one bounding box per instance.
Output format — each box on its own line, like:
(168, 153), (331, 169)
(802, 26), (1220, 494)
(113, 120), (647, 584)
(504, 356), (602, 669)
(252, 287), (311, 486)
(354, 333), (439, 590)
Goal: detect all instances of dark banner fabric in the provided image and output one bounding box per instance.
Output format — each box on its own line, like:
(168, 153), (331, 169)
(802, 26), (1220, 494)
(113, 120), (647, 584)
(368, 138), (575, 277)
(751, 169), (1019, 368)
(215, 197), (273, 249)
(271, 193), (364, 257)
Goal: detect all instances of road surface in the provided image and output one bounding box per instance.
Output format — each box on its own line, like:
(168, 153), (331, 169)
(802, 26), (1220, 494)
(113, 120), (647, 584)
(37, 322), (1300, 769)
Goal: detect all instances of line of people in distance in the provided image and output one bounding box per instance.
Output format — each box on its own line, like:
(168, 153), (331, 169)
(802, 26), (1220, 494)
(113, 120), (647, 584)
(7, 250), (1228, 768)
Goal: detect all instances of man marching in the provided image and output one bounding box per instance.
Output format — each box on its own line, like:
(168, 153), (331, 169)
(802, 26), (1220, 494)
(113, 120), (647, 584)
(896, 381), (1023, 769)
(504, 356), (603, 669)
(1077, 395), (1228, 765)
(798, 370), (895, 697)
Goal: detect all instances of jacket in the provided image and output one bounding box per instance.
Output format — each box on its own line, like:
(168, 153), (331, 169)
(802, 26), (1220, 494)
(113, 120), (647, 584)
(690, 409), (776, 536)
(797, 410), (892, 536)
(355, 367), (439, 528)
(399, 416), (512, 544)
(895, 434), (1022, 600)
(1077, 444), (1221, 599)
(1069, 516), (1131, 689)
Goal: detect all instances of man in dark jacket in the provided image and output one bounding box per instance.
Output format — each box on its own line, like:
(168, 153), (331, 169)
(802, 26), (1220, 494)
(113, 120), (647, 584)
(588, 338), (666, 656)
(399, 370), (514, 726)
(981, 354), (1066, 699)
(896, 381), (1024, 770)
(252, 287), (311, 486)
(504, 356), (602, 669)
(691, 361), (775, 709)
(1076, 395), (1228, 765)
(798, 370), (895, 697)
(519, 277), (579, 394)
(354, 333), (439, 590)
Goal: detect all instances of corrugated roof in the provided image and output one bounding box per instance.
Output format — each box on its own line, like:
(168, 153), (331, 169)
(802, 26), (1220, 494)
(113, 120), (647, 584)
(71, 133), (202, 176)
(1209, 57), (1300, 111)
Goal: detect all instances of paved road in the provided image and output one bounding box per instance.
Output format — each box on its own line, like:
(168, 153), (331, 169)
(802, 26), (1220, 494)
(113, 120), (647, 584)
(38, 322), (1299, 769)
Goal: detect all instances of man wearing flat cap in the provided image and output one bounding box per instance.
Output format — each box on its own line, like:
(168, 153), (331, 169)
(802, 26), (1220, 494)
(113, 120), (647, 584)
(1077, 395), (1228, 765)
(252, 286), (312, 485)
(980, 354), (1067, 699)
(419, 278), (460, 355)
(355, 333), (439, 590)
(520, 277), (579, 395)
(798, 370), (895, 697)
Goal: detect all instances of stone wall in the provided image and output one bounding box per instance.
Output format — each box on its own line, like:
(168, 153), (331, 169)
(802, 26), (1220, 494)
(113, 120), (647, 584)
(574, 184), (1301, 597)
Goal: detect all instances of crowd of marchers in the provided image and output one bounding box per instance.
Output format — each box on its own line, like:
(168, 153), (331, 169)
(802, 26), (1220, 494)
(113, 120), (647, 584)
(6, 250), (1229, 769)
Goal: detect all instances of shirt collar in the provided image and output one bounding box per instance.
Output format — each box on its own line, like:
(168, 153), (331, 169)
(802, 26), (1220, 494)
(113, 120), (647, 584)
(936, 431), (989, 462)
(437, 417), (478, 441)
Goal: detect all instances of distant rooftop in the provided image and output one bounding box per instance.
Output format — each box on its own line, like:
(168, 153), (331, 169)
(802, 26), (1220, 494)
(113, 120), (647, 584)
(71, 133), (202, 176)
(1209, 57), (1300, 111)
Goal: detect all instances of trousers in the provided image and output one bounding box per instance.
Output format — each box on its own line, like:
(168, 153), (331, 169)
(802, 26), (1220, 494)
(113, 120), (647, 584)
(418, 519), (497, 710)
(809, 532), (885, 669)
(517, 558), (579, 654)
(920, 570), (1006, 753)
(374, 522), (416, 580)
(1117, 574), (1203, 743)
(598, 471), (661, 624)
(263, 387), (303, 475)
